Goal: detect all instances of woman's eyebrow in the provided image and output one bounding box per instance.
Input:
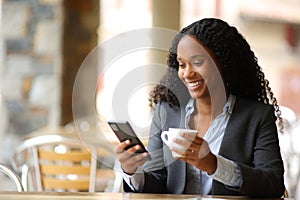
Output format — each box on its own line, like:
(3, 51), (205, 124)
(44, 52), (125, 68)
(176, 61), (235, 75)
(191, 54), (205, 59)
(177, 54), (205, 61)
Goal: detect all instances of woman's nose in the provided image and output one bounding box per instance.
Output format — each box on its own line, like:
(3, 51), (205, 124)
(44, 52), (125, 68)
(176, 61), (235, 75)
(182, 65), (195, 77)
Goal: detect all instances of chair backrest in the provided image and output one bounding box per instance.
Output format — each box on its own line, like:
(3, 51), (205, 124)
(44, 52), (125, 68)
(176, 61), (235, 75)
(35, 141), (97, 192)
(12, 134), (97, 192)
(0, 163), (24, 192)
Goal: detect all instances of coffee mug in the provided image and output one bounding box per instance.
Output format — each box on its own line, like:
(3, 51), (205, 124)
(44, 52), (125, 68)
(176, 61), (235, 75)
(161, 128), (197, 158)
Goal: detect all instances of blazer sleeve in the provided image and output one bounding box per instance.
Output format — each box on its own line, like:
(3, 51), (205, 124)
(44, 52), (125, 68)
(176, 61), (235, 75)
(239, 105), (284, 197)
(123, 102), (168, 193)
(216, 99), (285, 198)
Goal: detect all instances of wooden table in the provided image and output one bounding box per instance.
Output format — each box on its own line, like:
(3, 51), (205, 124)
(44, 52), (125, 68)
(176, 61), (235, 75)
(0, 192), (294, 200)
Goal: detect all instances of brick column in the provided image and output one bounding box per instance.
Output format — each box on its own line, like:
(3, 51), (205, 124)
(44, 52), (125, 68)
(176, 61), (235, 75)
(61, 0), (99, 125)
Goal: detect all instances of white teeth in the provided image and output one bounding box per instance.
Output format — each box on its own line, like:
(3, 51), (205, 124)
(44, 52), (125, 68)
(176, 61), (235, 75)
(188, 81), (202, 87)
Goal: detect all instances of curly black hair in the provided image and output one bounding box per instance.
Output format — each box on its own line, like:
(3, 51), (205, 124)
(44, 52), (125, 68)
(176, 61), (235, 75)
(149, 18), (283, 131)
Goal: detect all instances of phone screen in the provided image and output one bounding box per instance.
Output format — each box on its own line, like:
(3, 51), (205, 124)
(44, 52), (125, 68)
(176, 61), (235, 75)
(108, 121), (151, 160)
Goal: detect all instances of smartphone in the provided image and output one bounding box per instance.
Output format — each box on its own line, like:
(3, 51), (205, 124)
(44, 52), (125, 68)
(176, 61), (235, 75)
(107, 120), (151, 160)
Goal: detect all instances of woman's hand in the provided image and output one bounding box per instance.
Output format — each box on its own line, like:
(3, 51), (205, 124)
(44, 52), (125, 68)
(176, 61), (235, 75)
(170, 132), (217, 174)
(115, 140), (150, 175)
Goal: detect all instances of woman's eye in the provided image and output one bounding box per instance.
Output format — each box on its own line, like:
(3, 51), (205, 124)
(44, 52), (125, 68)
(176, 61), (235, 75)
(193, 60), (204, 66)
(178, 63), (185, 67)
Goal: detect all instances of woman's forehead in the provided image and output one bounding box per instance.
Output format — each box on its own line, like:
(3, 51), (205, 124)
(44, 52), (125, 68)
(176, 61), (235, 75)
(177, 35), (210, 60)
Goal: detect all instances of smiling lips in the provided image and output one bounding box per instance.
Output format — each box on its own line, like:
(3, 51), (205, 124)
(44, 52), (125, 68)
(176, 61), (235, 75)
(186, 80), (203, 89)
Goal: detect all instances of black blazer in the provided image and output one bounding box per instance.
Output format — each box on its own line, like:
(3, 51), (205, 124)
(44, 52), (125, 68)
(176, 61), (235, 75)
(124, 97), (285, 198)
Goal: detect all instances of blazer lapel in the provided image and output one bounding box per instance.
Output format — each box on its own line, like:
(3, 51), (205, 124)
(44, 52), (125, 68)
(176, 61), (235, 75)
(218, 97), (242, 157)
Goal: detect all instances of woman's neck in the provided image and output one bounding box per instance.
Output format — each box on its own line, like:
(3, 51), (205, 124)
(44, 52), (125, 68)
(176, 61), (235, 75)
(194, 91), (228, 119)
(191, 92), (228, 137)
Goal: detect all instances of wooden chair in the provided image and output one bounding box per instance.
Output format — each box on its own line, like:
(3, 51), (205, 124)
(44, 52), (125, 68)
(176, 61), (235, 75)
(12, 131), (115, 192)
(34, 140), (97, 192)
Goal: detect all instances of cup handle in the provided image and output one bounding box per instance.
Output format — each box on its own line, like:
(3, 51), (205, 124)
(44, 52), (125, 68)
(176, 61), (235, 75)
(161, 131), (169, 145)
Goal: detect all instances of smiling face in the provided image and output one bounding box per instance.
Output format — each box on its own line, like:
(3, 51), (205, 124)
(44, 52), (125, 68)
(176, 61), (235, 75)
(177, 35), (223, 100)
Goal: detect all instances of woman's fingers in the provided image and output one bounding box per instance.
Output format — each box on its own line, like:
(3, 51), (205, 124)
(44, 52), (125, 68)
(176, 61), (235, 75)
(116, 141), (142, 161)
(172, 137), (191, 149)
(115, 140), (130, 153)
(169, 135), (216, 173)
(172, 133), (203, 149)
(171, 136), (210, 159)
(180, 132), (205, 144)
(179, 132), (197, 141)
(130, 152), (149, 163)
(115, 140), (150, 174)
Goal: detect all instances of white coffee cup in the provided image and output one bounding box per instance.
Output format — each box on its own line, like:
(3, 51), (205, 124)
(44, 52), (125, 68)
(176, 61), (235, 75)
(161, 128), (197, 158)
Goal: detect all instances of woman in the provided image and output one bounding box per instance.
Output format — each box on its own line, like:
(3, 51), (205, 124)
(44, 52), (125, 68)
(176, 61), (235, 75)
(116, 18), (285, 198)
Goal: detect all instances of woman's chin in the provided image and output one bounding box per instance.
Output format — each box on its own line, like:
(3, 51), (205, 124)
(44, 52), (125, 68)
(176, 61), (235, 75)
(189, 90), (210, 99)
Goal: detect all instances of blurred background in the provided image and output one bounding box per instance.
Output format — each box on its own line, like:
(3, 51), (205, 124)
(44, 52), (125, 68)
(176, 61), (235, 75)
(0, 0), (300, 197)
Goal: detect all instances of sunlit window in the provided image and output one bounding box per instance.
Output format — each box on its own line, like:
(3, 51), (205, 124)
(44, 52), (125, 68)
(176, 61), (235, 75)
(96, 0), (152, 136)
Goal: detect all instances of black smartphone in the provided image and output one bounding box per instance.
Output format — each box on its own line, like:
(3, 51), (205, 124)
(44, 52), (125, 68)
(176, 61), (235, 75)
(107, 120), (151, 160)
